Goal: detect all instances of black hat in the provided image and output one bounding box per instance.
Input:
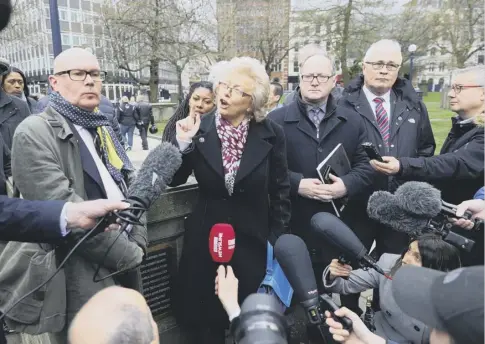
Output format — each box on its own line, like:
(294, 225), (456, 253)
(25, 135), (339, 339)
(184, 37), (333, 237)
(392, 265), (484, 344)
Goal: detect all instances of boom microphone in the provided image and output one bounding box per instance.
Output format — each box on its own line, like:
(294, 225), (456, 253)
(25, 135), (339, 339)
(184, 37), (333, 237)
(274, 234), (352, 332)
(209, 224), (236, 263)
(90, 142), (182, 238)
(310, 212), (391, 280)
(367, 181), (475, 251)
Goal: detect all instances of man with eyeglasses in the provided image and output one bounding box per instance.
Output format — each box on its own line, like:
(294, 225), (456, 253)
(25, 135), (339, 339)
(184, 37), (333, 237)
(335, 39), (435, 316)
(269, 44), (374, 303)
(8, 47), (147, 343)
(371, 65), (484, 266)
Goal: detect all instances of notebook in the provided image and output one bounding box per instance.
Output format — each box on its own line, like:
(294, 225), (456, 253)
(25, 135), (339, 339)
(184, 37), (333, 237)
(316, 144), (351, 217)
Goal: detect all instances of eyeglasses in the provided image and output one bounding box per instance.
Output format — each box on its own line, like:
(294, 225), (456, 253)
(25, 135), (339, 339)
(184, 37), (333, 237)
(450, 84), (483, 94)
(218, 81), (251, 98)
(365, 62), (400, 71)
(55, 69), (106, 82)
(301, 74), (332, 83)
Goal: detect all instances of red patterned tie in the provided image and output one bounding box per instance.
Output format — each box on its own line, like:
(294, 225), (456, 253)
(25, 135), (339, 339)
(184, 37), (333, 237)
(373, 97), (389, 145)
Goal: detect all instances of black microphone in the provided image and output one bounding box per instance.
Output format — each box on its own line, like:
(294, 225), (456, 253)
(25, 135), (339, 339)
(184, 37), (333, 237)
(310, 212), (392, 280)
(0, 0), (11, 32)
(90, 142), (182, 238)
(367, 181), (476, 251)
(274, 234), (352, 331)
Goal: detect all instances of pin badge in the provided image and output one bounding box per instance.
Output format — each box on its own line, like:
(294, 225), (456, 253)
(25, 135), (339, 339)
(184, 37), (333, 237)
(199, 137), (205, 143)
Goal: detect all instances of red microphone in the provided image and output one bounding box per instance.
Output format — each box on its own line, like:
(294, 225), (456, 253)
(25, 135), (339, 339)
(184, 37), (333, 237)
(209, 223), (236, 263)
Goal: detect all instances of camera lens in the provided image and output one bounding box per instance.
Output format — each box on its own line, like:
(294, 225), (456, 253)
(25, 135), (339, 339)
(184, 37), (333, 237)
(232, 294), (288, 344)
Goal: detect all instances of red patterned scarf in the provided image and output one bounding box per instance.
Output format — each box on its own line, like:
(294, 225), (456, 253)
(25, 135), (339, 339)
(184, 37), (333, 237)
(215, 111), (250, 195)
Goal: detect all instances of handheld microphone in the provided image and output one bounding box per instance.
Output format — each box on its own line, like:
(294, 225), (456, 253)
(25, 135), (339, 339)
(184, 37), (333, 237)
(89, 141), (182, 239)
(209, 224), (236, 263)
(274, 234), (352, 332)
(367, 181), (476, 251)
(310, 212), (392, 280)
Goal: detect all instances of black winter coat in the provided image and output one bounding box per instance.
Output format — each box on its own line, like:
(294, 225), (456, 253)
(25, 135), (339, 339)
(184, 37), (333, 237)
(0, 136), (10, 196)
(0, 90), (30, 149)
(137, 102), (154, 125)
(398, 117), (484, 266)
(341, 75), (436, 194)
(268, 93), (374, 257)
(99, 95), (125, 144)
(117, 103), (140, 126)
(170, 113), (291, 330)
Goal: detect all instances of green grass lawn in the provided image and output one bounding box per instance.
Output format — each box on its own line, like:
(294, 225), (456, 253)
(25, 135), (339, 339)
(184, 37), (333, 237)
(423, 92), (453, 153)
(154, 92), (452, 152)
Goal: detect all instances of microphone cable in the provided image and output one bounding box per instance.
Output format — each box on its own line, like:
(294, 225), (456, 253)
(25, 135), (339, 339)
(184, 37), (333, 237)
(0, 203), (145, 322)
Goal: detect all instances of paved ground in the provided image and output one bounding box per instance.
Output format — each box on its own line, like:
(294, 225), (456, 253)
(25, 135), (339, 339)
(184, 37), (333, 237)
(125, 133), (161, 169)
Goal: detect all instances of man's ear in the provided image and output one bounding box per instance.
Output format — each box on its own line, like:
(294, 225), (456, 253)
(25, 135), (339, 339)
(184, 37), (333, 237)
(48, 75), (57, 91)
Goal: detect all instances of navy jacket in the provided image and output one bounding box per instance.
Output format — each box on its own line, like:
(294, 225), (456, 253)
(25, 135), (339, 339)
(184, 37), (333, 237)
(0, 196), (65, 243)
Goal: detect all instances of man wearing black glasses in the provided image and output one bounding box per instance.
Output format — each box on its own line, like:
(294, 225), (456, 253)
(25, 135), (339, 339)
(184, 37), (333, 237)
(8, 47), (147, 343)
(269, 44), (374, 299)
(336, 39), (435, 316)
(371, 65), (484, 267)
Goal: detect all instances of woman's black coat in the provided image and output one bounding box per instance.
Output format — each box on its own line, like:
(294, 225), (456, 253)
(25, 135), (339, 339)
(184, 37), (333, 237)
(170, 112), (291, 330)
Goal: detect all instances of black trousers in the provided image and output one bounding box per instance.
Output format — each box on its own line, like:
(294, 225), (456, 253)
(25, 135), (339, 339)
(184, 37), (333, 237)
(140, 123), (150, 149)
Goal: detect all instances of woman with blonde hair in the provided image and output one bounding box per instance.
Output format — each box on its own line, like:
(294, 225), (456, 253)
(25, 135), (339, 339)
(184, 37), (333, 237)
(170, 57), (291, 343)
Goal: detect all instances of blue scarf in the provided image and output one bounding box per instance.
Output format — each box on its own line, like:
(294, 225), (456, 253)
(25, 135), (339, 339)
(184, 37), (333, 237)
(48, 92), (134, 182)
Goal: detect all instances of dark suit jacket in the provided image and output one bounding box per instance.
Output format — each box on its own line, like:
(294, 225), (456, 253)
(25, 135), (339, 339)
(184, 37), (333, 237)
(0, 196), (65, 243)
(170, 113), (291, 330)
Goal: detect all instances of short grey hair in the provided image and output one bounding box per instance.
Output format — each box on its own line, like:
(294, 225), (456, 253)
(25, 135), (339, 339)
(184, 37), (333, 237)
(454, 65), (485, 87)
(223, 56), (270, 122)
(208, 60), (230, 86)
(107, 305), (154, 344)
(364, 39), (402, 63)
(298, 44), (336, 75)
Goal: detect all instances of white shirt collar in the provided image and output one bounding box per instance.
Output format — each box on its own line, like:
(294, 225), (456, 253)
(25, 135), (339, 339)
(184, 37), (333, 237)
(363, 85), (391, 105)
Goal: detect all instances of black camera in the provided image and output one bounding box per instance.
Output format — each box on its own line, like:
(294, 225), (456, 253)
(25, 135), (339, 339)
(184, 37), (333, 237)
(230, 293), (288, 344)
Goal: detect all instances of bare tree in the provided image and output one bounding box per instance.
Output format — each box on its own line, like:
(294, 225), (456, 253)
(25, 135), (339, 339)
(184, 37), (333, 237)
(431, 0), (484, 68)
(102, 0), (210, 102)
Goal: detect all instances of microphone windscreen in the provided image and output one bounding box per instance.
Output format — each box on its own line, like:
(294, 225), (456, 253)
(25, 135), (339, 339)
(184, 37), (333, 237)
(128, 142), (182, 207)
(0, 0), (11, 32)
(395, 181), (442, 217)
(209, 224), (235, 263)
(310, 212), (367, 259)
(274, 234), (318, 303)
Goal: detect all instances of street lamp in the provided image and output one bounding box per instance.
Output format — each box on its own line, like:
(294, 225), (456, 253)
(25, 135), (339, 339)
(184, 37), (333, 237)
(408, 44), (417, 87)
(49, 0), (62, 57)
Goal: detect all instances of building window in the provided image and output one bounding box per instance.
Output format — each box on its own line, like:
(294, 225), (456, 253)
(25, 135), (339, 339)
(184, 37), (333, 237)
(430, 47), (437, 56)
(61, 34), (71, 45)
(294, 42), (299, 52)
(59, 9), (68, 21)
(315, 40), (321, 45)
(326, 41), (331, 50)
(293, 60), (299, 73)
(428, 63), (435, 72)
(315, 24), (321, 34)
(478, 55), (484, 64)
(439, 62), (445, 72)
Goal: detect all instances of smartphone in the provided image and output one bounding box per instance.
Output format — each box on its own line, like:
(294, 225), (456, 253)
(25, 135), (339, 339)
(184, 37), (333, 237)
(362, 142), (384, 162)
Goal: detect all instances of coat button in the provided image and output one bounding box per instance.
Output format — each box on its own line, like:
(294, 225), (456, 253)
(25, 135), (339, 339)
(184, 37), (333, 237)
(378, 144), (382, 148)
(414, 325), (421, 331)
(386, 310), (392, 316)
(398, 116), (402, 121)
(318, 148), (323, 153)
(239, 188), (244, 193)
(390, 144), (395, 148)
(199, 137), (205, 143)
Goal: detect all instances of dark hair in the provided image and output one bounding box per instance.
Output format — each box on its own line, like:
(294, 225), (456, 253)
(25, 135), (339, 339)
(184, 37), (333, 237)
(107, 304), (154, 344)
(270, 82), (283, 98)
(161, 81), (214, 143)
(1, 66), (29, 97)
(391, 234), (461, 276)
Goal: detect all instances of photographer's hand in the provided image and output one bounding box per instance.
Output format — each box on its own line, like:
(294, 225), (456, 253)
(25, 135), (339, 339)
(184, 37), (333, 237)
(325, 307), (385, 344)
(215, 265), (240, 321)
(454, 199), (485, 230)
(329, 259), (352, 281)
